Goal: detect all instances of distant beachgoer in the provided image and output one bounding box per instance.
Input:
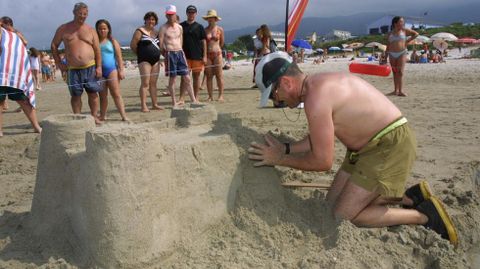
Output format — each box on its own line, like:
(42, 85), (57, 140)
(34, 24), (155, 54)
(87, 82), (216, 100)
(251, 27), (262, 87)
(96, 19), (128, 121)
(51, 2), (103, 124)
(203, 9), (225, 102)
(59, 52), (68, 81)
(29, 47), (42, 90)
(386, 16), (419, 97)
(40, 52), (51, 82)
(130, 11), (162, 112)
(0, 19), (42, 136)
(259, 24), (271, 56)
(159, 4), (198, 106)
(179, 5), (207, 101)
(50, 58), (57, 80)
(249, 51), (458, 247)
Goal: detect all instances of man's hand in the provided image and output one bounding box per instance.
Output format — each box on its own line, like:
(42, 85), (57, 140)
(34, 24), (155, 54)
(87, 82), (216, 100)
(95, 66), (102, 79)
(248, 133), (285, 167)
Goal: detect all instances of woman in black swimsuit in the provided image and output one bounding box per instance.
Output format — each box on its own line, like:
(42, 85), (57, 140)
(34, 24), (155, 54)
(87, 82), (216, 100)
(130, 11), (163, 112)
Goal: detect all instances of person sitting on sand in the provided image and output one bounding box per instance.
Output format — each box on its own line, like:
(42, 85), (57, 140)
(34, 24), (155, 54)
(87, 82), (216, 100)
(248, 51), (458, 247)
(158, 4), (198, 107)
(0, 19), (42, 136)
(51, 2), (103, 125)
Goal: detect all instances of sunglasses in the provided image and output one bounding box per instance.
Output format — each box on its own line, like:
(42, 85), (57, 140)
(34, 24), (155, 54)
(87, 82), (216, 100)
(269, 80), (280, 100)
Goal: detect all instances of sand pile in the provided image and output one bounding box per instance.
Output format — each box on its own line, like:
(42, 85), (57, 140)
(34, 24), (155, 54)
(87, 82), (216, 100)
(29, 105), (244, 268)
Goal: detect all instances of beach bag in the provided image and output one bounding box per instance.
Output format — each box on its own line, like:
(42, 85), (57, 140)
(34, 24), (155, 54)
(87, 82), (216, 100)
(269, 39), (278, 52)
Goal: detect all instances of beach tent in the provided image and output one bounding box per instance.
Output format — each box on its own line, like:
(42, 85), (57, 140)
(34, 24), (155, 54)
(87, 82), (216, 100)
(431, 32), (458, 42)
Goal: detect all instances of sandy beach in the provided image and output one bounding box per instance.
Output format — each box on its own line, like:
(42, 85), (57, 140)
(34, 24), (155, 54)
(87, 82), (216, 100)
(1, 55), (480, 268)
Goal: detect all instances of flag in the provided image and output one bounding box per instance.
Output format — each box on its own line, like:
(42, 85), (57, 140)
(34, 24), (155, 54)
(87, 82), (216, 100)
(0, 28), (35, 107)
(285, 0), (309, 52)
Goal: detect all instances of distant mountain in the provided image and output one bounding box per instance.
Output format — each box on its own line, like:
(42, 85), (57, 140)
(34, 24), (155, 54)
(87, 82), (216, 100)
(224, 3), (480, 43)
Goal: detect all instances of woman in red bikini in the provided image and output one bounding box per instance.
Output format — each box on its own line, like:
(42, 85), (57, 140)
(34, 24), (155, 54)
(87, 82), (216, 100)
(386, 16), (418, 97)
(203, 10), (224, 102)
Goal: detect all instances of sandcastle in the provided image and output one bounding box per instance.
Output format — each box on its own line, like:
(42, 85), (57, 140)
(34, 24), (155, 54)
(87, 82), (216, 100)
(29, 104), (244, 268)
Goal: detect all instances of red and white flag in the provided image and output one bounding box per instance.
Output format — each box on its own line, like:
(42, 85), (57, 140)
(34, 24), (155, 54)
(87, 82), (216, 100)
(286, 0), (309, 52)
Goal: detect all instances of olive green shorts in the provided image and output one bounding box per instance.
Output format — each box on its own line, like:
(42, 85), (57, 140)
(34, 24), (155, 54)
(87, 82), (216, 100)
(340, 124), (417, 198)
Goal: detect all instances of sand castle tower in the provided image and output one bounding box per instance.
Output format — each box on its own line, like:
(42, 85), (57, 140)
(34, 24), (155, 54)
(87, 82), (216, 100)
(29, 104), (243, 268)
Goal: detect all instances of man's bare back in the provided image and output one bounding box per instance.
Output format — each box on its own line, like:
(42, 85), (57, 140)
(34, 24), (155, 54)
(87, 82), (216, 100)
(303, 72), (402, 151)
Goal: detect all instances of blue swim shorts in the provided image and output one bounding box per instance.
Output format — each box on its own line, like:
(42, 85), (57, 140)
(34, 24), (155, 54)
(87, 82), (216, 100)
(66, 64), (102, 97)
(164, 51), (189, 77)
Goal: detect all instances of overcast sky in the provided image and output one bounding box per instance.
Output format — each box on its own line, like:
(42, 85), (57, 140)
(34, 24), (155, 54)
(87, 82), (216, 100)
(1, 0), (476, 49)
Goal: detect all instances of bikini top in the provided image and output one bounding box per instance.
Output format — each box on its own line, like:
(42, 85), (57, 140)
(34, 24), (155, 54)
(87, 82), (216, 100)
(388, 31), (407, 43)
(206, 27), (220, 42)
(137, 28), (160, 50)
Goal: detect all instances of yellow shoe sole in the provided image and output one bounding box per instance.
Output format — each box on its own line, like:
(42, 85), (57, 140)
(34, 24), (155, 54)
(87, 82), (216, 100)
(429, 196), (459, 247)
(419, 181), (433, 201)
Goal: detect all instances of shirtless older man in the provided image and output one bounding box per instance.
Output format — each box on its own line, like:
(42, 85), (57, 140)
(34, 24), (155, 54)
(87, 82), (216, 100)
(158, 4), (197, 107)
(248, 52), (458, 246)
(51, 2), (102, 124)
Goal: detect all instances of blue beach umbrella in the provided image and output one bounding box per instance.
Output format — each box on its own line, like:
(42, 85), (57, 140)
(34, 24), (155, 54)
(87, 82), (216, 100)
(291, 39), (313, 50)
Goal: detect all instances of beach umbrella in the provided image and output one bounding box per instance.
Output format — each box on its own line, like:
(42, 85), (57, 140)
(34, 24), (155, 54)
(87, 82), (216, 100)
(347, 42), (364, 49)
(328, 46), (341, 51)
(365, 42), (384, 48)
(415, 35), (431, 43)
(291, 39), (313, 49)
(455, 37), (477, 44)
(431, 32), (458, 42)
(316, 48), (324, 52)
(377, 44), (387, 51)
(433, 40), (449, 52)
(342, 48), (353, 52)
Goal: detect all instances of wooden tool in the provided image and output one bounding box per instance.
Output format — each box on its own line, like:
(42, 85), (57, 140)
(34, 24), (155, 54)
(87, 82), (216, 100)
(281, 181), (331, 189)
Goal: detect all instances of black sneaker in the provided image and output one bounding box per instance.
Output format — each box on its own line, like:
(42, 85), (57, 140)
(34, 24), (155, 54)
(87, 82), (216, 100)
(404, 181), (432, 208)
(417, 196), (458, 247)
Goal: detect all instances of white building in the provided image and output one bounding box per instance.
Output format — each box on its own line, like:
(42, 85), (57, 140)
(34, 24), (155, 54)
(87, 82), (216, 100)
(367, 15), (445, 35)
(271, 31), (285, 50)
(323, 30), (352, 42)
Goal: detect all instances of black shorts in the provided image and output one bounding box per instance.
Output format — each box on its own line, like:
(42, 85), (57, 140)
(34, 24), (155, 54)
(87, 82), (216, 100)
(0, 86), (27, 102)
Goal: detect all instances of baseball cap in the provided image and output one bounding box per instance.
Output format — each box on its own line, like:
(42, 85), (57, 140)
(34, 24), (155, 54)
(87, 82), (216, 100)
(255, 51), (293, 107)
(165, 4), (177, 15)
(186, 5), (197, 13)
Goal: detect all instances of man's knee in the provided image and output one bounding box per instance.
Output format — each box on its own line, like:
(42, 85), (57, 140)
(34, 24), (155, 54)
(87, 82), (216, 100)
(333, 205), (355, 223)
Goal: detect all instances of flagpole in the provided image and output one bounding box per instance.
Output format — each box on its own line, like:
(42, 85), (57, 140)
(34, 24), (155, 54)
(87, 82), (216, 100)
(285, 0), (289, 52)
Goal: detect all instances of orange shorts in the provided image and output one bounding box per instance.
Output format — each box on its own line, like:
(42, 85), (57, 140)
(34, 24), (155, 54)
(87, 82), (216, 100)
(187, 59), (204, 73)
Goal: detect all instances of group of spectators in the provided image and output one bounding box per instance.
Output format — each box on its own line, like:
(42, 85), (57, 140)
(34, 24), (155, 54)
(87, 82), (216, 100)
(408, 49), (445, 64)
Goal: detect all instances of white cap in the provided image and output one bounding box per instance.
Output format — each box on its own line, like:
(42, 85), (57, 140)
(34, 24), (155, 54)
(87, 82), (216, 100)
(165, 4), (177, 15)
(255, 51), (293, 107)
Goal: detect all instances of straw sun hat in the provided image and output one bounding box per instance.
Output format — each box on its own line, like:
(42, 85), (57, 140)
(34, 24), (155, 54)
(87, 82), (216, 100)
(202, 9), (221, 21)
